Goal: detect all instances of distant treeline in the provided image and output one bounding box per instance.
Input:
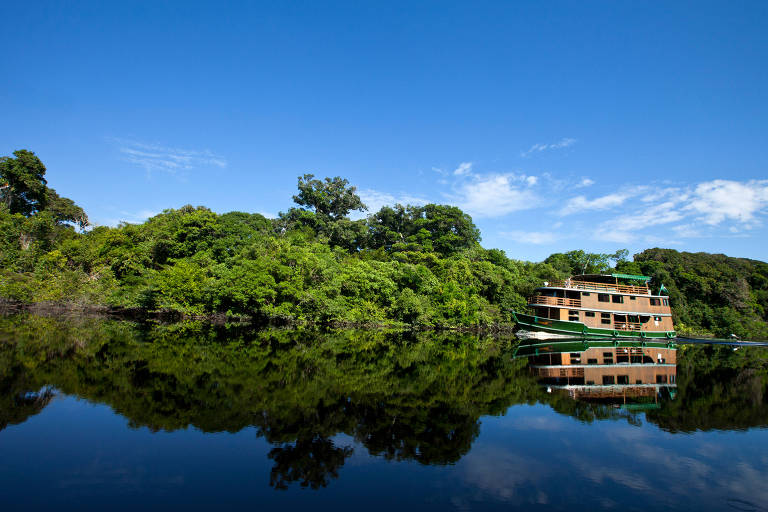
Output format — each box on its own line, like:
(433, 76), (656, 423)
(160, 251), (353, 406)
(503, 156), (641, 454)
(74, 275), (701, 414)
(1, 149), (767, 337)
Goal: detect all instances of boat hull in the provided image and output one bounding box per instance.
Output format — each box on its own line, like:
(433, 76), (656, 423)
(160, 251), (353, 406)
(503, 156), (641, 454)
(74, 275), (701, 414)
(512, 311), (676, 340)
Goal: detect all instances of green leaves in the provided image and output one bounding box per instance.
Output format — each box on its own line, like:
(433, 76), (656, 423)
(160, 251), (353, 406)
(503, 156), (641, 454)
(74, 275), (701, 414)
(0, 150), (48, 216)
(292, 174), (367, 221)
(1, 159), (767, 336)
(633, 248), (768, 339)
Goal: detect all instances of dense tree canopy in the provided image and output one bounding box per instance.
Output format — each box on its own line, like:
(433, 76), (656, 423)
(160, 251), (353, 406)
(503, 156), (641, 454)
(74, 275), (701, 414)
(367, 204), (481, 256)
(1, 150), (767, 337)
(544, 249), (629, 276)
(618, 249), (768, 338)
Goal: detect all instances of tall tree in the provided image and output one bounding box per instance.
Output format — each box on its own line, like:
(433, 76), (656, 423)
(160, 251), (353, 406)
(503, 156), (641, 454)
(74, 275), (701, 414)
(292, 174), (367, 221)
(46, 188), (89, 230)
(0, 150), (48, 216)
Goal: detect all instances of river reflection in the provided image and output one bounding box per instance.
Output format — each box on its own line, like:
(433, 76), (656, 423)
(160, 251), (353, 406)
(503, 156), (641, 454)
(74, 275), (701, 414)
(1, 314), (768, 510)
(515, 340), (678, 407)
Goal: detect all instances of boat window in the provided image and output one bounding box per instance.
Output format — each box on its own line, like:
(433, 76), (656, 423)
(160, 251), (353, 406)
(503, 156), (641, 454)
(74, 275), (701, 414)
(603, 352), (614, 363)
(650, 298), (661, 306)
(612, 295), (623, 303)
(585, 311), (595, 317)
(636, 379), (643, 384)
(670, 375), (676, 384)
(568, 310), (579, 321)
(582, 292), (590, 296)
(656, 374), (668, 384)
(602, 375), (615, 385)
(640, 316), (650, 323)
(586, 380), (595, 385)
(598, 294), (610, 302)
(630, 296), (636, 300)
(663, 298), (669, 306)
(601, 313), (611, 324)
(587, 358), (598, 364)
(617, 375), (629, 384)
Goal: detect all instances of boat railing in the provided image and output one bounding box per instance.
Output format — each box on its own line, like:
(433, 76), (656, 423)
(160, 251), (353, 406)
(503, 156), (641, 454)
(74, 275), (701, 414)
(548, 280), (650, 295)
(529, 295), (582, 307)
(614, 321), (642, 331)
(533, 367), (585, 378)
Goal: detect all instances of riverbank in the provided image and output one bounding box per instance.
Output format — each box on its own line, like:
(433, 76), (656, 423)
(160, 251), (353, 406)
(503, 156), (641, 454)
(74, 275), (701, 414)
(0, 299), (518, 333)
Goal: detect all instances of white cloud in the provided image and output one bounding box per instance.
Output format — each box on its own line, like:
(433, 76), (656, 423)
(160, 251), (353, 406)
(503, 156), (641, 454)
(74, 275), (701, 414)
(593, 203), (684, 243)
(453, 162), (473, 176)
(589, 179), (768, 244)
(521, 137), (576, 157)
(96, 209), (160, 227)
(500, 230), (557, 245)
(356, 189), (429, 218)
(576, 178), (595, 188)
(110, 138), (227, 174)
(559, 193), (629, 215)
(455, 174), (538, 218)
(460, 447), (551, 505)
(686, 179), (768, 226)
(608, 202), (683, 231)
(672, 223), (702, 238)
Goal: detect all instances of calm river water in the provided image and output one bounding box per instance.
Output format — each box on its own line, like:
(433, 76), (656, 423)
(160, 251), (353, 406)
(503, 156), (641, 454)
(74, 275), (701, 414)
(1, 314), (767, 511)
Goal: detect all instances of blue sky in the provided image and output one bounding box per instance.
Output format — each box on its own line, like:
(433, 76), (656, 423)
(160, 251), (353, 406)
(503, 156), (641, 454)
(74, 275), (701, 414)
(2, 1), (767, 261)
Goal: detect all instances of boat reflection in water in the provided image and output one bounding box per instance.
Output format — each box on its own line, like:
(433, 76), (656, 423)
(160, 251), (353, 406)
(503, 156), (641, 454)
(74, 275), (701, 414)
(514, 339), (677, 407)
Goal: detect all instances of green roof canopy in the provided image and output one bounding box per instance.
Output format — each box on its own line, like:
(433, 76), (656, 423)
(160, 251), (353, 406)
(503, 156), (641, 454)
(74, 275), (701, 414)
(611, 273), (651, 281)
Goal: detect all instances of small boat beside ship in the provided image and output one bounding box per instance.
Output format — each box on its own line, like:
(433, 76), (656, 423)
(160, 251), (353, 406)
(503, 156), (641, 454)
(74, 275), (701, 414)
(512, 273), (676, 340)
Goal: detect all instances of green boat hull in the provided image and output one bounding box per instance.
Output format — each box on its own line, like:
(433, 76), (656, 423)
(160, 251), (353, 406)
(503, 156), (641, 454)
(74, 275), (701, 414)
(512, 311), (676, 341)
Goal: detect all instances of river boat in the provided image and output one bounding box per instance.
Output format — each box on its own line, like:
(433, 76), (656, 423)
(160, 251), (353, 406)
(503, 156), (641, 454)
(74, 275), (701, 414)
(512, 273), (676, 340)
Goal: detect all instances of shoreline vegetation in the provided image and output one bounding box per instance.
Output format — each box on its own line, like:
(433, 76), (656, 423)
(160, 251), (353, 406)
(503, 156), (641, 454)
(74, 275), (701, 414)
(1, 149), (767, 338)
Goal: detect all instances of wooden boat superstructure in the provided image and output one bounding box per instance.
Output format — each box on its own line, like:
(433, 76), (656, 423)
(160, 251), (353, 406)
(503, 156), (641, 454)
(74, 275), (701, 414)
(512, 273), (676, 340)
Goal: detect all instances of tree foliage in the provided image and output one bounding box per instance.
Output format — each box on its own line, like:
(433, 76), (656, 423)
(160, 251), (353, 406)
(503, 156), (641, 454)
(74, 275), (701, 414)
(619, 249), (768, 339)
(1, 150), (767, 336)
(0, 149), (49, 216)
(291, 174), (367, 221)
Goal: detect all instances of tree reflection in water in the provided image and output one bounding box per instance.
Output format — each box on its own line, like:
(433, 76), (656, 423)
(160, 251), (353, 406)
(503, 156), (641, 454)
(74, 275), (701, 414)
(269, 436), (353, 490)
(1, 314), (767, 489)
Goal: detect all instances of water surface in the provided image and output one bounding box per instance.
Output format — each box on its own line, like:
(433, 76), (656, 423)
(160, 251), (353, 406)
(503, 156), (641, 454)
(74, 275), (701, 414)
(1, 314), (767, 511)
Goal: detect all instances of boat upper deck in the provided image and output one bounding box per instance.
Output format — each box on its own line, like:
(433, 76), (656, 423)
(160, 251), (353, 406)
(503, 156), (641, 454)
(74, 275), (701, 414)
(546, 279), (650, 295)
(543, 273), (656, 296)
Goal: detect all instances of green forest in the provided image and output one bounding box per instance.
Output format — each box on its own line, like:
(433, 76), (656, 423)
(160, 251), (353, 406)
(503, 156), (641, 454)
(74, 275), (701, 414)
(1, 149), (767, 338)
